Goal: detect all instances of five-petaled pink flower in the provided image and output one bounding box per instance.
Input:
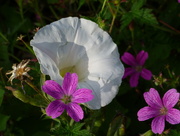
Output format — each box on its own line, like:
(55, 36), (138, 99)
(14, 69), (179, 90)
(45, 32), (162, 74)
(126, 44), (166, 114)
(137, 88), (180, 134)
(42, 73), (94, 122)
(121, 50), (152, 87)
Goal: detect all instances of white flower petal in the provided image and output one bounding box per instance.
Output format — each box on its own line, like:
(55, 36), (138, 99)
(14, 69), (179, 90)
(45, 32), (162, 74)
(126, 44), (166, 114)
(30, 17), (124, 109)
(32, 43), (63, 83)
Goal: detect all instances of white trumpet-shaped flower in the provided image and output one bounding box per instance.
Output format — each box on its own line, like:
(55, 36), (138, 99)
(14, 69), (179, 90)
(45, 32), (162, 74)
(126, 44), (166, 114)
(30, 17), (124, 109)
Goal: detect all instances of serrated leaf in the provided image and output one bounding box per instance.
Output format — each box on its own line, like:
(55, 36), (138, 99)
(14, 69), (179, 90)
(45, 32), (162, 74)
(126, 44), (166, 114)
(73, 130), (91, 136)
(72, 123), (85, 131)
(120, 12), (133, 30)
(131, 0), (146, 11)
(133, 9), (158, 26)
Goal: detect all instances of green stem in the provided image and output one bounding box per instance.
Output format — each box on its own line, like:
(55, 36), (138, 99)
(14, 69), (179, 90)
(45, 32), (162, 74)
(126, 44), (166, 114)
(21, 40), (35, 55)
(8, 53), (21, 62)
(69, 118), (74, 126)
(25, 80), (50, 103)
(0, 32), (8, 42)
(49, 6), (59, 20)
(100, 0), (108, 15)
(108, 1), (120, 33)
(131, 29), (134, 45)
(0, 68), (5, 86)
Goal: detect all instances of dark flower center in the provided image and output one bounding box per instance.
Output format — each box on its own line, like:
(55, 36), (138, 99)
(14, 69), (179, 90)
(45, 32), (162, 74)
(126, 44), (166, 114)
(134, 65), (143, 72)
(159, 107), (168, 115)
(61, 95), (72, 104)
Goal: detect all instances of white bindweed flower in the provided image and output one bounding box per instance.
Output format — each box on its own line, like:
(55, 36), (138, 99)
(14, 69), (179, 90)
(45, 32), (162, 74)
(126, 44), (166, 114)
(30, 17), (124, 109)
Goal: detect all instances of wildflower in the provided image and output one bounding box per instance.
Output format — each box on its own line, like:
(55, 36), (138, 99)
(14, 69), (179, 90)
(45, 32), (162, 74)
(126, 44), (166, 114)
(17, 34), (25, 41)
(153, 73), (167, 88)
(42, 73), (94, 121)
(137, 88), (180, 134)
(121, 50), (152, 87)
(6, 60), (33, 85)
(30, 17), (124, 109)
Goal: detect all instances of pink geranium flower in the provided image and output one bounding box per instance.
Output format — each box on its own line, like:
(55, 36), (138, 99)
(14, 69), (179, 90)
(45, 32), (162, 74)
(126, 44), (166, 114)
(42, 73), (94, 122)
(137, 88), (180, 134)
(121, 50), (152, 87)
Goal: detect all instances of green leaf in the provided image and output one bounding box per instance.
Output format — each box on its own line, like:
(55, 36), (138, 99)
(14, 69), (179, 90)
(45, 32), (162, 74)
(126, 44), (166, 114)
(29, 94), (48, 108)
(133, 9), (158, 26)
(0, 88), (5, 106)
(168, 129), (180, 136)
(72, 123), (91, 136)
(131, 0), (146, 11)
(78, 0), (86, 10)
(121, 0), (158, 30)
(6, 86), (48, 107)
(0, 113), (10, 131)
(107, 114), (125, 136)
(120, 12), (133, 30)
(140, 130), (153, 136)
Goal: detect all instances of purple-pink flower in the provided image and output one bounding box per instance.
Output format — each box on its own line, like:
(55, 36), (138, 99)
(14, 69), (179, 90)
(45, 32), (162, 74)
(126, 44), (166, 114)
(121, 50), (152, 87)
(137, 88), (180, 134)
(42, 73), (94, 122)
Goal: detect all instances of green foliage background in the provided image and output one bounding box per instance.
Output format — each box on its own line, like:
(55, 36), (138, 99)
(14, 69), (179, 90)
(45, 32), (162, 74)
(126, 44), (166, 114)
(0, 0), (180, 136)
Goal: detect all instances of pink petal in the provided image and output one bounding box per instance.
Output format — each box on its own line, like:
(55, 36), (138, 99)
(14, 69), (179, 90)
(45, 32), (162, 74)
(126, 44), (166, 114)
(136, 50), (148, 66)
(166, 108), (180, 124)
(151, 115), (165, 134)
(42, 80), (64, 99)
(46, 100), (65, 118)
(129, 72), (140, 87)
(144, 88), (163, 109)
(140, 68), (152, 80)
(162, 89), (180, 109)
(121, 52), (137, 66)
(123, 67), (136, 78)
(137, 106), (159, 121)
(62, 73), (78, 95)
(72, 88), (94, 103)
(66, 102), (84, 122)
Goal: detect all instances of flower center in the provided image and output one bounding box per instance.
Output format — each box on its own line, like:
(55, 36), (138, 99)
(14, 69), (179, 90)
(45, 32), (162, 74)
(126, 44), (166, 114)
(61, 95), (72, 104)
(135, 65), (143, 72)
(59, 65), (87, 82)
(159, 107), (168, 115)
(60, 66), (76, 77)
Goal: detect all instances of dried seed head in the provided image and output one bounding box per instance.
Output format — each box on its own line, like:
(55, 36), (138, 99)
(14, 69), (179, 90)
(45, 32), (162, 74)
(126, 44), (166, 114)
(6, 60), (33, 85)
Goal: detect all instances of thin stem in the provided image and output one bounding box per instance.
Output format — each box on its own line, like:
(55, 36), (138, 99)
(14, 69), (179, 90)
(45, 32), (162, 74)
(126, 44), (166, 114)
(25, 80), (50, 103)
(8, 53), (21, 62)
(0, 68), (5, 86)
(69, 118), (74, 126)
(131, 30), (134, 45)
(21, 40), (35, 55)
(100, 0), (108, 15)
(158, 20), (180, 34)
(49, 6), (59, 20)
(108, 2), (120, 33)
(0, 32), (8, 42)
